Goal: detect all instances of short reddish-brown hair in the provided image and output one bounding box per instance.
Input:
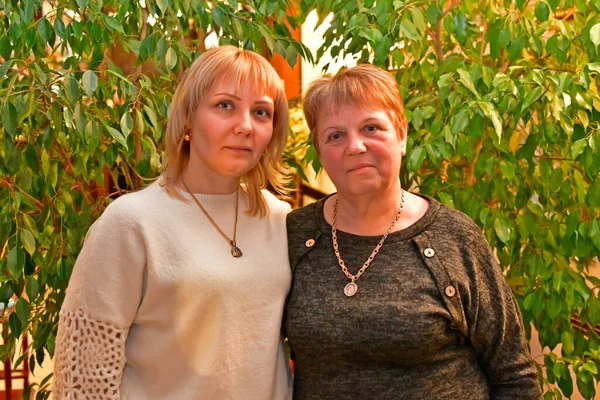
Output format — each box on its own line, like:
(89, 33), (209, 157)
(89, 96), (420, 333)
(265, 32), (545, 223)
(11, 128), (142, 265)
(303, 64), (408, 152)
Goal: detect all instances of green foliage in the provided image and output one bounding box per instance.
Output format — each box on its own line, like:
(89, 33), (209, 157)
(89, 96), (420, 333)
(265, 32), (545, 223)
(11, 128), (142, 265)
(1, 0), (599, 397)
(300, 0), (600, 397)
(0, 0), (309, 397)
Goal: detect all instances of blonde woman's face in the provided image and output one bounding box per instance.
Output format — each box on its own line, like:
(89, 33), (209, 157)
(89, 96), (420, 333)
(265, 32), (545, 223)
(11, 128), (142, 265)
(187, 78), (275, 183)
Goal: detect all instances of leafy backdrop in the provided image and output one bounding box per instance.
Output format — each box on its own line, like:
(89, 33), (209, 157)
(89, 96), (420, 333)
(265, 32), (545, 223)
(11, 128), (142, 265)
(0, 0), (599, 398)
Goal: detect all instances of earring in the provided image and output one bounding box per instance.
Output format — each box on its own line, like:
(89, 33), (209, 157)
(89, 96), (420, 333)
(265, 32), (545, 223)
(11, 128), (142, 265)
(184, 132), (191, 141)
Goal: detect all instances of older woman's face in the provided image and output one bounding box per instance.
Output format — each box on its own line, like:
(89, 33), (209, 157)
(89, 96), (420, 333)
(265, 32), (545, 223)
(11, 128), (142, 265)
(316, 103), (406, 197)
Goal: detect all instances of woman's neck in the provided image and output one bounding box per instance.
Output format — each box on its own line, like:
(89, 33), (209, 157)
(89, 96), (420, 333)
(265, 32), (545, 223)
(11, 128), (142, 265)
(179, 167), (239, 195)
(327, 184), (405, 236)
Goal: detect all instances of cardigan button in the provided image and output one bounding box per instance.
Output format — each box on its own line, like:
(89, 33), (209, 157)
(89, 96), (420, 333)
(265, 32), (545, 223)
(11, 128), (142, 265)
(424, 248), (435, 257)
(305, 239), (315, 248)
(445, 286), (456, 297)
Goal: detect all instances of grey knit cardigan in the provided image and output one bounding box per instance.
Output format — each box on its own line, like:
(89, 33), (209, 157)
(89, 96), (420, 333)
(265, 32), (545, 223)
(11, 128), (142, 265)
(283, 194), (543, 400)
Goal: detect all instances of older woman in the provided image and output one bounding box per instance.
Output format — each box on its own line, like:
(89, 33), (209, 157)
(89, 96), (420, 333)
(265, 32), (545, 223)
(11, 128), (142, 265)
(54, 46), (292, 399)
(284, 64), (542, 399)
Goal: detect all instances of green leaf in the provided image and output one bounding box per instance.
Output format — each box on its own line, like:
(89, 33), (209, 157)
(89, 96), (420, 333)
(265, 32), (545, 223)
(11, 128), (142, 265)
(535, 1), (550, 22)
(120, 113), (133, 138)
(457, 69), (479, 97)
(454, 12), (467, 41)
(408, 147), (426, 171)
(548, 0), (560, 11)
(232, 18), (243, 37)
(451, 109), (470, 135)
(15, 298), (30, 323)
(590, 23), (600, 48)
(7, 246), (24, 280)
(157, 0), (169, 15)
(9, 313), (21, 338)
(547, 295), (562, 319)
(285, 45), (298, 68)
(165, 47), (178, 70)
(374, 36), (392, 65)
(558, 375), (574, 398)
(570, 138), (587, 159)
(73, 104), (87, 136)
(22, 0), (34, 23)
(258, 25), (275, 51)
(589, 219), (600, 251)
(76, 0), (89, 11)
(20, 229), (35, 256)
(582, 361), (598, 374)
(106, 127), (128, 150)
(521, 87), (544, 112)
(82, 70), (98, 97)
(37, 18), (53, 44)
(400, 20), (419, 41)
(212, 6), (226, 28)
(54, 19), (66, 40)
(1, 102), (17, 137)
(143, 105), (158, 128)
(426, 4), (441, 25)
(25, 277), (39, 301)
(494, 217), (511, 244)
(0, 36), (11, 60)
(411, 8), (426, 36)
(0, 61), (10, 80)
(104, 16), (124, 33)
(588, 63), (600, 74)
(63, 74), (79, 106)
(561, 331), (575, 355)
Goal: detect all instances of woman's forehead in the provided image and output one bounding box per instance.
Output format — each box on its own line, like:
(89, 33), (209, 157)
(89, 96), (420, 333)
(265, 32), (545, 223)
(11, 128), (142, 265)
(209, 70), (276, 100)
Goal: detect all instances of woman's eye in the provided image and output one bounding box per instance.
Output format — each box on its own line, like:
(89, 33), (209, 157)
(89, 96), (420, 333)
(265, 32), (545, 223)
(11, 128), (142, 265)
(329, 132), (342, 141)
(365, 124), (378, 132)
(217, 101), (232, 109)
(255, 108), (272, 118)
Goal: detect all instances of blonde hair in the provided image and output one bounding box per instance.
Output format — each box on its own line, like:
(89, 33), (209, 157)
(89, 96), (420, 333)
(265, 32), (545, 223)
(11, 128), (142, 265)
(161, 45), (290, 216)
(303, 64), (408, 152)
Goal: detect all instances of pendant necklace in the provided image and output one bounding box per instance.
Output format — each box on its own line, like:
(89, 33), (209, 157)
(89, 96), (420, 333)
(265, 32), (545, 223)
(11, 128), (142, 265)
(183, 180), (243, 258)
(331, 190), (405, 296)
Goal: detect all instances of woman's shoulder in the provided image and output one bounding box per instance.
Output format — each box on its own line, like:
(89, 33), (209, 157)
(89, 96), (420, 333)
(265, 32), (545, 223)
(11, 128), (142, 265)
(260, 189), (292, 216)
(98, 182), (167, 225)
(428, 198), (490, 250)
(286, 200), (322, 231)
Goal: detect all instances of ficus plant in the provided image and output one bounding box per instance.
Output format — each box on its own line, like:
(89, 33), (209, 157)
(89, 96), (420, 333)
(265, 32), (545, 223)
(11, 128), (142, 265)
(0, 0), (310, 397)
(1, 0), (599, 398)
(296, 0), (600, 398)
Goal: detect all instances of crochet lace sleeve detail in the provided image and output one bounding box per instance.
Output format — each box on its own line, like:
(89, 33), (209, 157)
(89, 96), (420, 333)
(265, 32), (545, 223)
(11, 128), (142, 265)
(53, 308), (129, 400)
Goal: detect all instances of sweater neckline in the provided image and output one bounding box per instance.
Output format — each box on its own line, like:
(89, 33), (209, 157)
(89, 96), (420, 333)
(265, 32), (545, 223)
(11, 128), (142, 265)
(313, 192), (441, 245)
(180, 188), (239, 206)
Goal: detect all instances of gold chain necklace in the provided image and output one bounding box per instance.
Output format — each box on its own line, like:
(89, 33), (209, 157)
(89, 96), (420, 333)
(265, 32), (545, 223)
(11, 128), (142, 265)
(332, 190), (405, 297)
(182, 180), (243, 258)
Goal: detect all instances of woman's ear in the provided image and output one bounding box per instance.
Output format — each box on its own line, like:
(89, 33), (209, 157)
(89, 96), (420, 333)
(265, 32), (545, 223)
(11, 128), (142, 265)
(399, 125), (408, 156)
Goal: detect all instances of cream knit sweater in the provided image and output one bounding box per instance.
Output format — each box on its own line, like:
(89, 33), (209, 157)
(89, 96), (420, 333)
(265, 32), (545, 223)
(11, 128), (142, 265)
(53, 182), (293, 400)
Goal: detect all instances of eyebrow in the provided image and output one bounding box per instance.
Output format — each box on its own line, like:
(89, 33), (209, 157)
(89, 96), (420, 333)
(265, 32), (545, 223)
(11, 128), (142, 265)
(213, 92), (274, 106)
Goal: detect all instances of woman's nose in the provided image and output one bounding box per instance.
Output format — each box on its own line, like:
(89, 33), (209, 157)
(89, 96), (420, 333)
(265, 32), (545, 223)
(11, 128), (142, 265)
(346, 133), (366, 155)
(235, 110), (253, 136)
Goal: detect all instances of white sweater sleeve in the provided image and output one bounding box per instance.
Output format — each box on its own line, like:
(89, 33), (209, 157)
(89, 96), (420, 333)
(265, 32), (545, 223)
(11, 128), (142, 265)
(53, 198), (147, 399)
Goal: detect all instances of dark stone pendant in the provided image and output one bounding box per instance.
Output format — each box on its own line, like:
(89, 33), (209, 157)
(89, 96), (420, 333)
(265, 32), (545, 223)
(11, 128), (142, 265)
(231, 243), (243, 258)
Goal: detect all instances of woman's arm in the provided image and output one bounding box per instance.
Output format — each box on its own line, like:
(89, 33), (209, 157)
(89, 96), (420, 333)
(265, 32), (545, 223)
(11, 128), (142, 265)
(53, 200), (147, 399)
(465, 229), (542, 400)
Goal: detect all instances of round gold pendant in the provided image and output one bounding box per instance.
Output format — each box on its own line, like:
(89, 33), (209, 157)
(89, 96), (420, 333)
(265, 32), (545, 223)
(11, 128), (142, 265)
(344, 282), (358, 297)
(231, 245), (243, 258)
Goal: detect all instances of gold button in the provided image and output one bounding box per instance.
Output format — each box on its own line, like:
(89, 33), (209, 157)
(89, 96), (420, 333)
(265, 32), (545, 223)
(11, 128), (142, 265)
(424, 248), (435, 258)
(445, 286), (456, 297)
(305, 239), (315, 248)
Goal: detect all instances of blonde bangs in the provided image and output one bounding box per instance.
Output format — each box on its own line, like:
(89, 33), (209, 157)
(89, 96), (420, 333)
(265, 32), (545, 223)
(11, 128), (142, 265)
(161, 45), (290, 216)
